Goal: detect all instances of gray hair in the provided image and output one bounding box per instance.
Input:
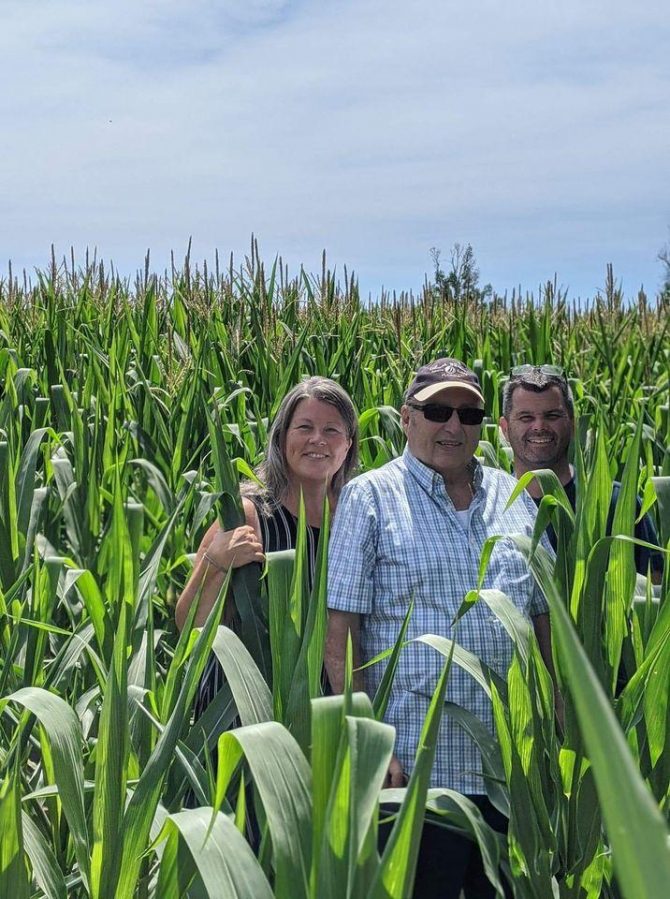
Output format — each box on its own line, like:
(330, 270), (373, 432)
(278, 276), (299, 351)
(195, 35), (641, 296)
(243, 376), (359, 511)
(502, 370), (575, 420)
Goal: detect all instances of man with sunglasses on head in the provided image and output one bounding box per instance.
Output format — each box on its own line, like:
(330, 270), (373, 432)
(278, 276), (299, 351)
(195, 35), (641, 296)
(500, 364), (663, 583)
(326, 358), (555, 899)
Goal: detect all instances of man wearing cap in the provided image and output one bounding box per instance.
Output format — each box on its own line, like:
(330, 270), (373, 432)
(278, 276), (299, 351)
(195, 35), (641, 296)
(500, 364), (663, 582)
(326, 358), (554, 899)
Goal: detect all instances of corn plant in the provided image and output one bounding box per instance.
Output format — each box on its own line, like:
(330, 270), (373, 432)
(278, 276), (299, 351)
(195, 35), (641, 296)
(0, 247), (668, 897)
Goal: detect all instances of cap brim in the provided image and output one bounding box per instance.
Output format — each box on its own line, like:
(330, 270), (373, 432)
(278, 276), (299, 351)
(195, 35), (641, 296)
(412, 381), (484, 404)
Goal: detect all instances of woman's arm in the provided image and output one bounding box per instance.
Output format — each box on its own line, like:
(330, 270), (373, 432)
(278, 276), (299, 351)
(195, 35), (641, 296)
(175, 498), (264, 631)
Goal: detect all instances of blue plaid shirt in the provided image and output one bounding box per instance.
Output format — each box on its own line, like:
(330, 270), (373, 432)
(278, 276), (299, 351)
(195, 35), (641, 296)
(327, 447), (549, 794)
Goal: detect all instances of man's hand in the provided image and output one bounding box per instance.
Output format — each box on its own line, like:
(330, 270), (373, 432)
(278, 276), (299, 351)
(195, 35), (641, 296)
(384, 754), (407, 788)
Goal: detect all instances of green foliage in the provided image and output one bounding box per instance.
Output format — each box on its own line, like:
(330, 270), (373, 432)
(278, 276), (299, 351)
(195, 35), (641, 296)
(0, 246), (668, 896)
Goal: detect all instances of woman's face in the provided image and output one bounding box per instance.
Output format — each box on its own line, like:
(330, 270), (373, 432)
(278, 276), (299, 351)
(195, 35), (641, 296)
(284, 397), (352, 488)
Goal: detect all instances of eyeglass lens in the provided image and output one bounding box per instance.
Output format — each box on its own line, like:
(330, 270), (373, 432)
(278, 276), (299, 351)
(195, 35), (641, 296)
(411, 404), (485, 424)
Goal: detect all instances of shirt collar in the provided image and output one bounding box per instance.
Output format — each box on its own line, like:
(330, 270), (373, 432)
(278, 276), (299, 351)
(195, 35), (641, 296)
(403, 446), (483, 497)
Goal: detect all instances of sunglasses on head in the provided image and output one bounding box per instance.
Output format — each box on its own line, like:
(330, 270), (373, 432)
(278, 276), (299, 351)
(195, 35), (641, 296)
(510, 364), (565, 379)
(408, 403), (486, 425)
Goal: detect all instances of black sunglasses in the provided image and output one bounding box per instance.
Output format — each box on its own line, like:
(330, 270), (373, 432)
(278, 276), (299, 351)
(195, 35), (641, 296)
(408, 403), (486, 425)
(510, 364), (565, 379)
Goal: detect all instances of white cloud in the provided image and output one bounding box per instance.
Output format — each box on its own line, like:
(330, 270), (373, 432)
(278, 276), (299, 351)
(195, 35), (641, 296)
(1, 0), (668, 298)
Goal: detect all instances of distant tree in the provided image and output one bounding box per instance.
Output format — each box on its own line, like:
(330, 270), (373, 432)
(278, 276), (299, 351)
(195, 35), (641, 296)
(429, 243), (492, 302)
(659, 232), (670, 299)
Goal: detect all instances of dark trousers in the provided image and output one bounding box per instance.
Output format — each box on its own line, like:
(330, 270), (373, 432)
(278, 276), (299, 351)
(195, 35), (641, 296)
(378, 796), (511, 899)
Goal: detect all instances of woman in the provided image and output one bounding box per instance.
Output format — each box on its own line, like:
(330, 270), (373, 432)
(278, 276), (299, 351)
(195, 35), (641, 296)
(177, 378), (357, 816)
(175, 375), (359, 635)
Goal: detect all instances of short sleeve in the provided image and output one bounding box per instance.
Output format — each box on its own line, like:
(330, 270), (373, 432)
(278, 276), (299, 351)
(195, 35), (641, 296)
(327, 479), (378, 615)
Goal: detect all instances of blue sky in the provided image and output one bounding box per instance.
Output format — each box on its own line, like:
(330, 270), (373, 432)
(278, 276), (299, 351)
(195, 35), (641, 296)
(2, 0), (669, 301)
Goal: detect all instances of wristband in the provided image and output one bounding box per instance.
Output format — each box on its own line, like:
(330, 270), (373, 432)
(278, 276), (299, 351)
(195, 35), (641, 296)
(203, 551), (227, 574)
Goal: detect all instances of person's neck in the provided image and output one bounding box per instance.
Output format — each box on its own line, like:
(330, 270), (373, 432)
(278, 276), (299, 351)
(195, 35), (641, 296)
(442, 470), (475, 511)
(514, 460), (573, 498)
(282, 482), (333, 527)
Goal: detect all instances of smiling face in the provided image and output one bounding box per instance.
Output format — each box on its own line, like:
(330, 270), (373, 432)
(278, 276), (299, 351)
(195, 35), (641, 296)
(284, 397), (352, 488)
(401, 386), (482, 483)
(500, 385), (574, 472)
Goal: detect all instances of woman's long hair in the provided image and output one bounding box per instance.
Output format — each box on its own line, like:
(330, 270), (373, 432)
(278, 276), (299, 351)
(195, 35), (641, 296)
(243, 376), (359, 512)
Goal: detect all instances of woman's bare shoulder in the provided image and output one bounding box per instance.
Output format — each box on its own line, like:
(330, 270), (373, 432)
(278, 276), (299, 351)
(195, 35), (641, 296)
(242, 496), (263, 541)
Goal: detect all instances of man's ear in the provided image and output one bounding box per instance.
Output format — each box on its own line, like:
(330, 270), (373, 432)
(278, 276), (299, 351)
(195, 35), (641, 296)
(400, 404), (411, 432)
(499, 416), (509, 440)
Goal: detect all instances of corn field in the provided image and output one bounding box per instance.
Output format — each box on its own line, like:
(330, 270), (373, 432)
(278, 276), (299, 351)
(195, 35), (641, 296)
(0, 244), (669, 898)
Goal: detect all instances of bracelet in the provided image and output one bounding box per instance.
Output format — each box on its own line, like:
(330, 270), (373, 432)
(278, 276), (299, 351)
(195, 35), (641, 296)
(203, 551), (228, 574)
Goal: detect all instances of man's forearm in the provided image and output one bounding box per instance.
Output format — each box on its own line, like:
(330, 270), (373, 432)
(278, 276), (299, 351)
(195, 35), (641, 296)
(532, 612), (554, 677)
(532, 611), (564, 729)
(325, 609), (364, 693)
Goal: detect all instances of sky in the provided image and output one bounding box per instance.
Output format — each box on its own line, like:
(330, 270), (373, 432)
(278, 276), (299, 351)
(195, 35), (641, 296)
(2, 0), (669, 302)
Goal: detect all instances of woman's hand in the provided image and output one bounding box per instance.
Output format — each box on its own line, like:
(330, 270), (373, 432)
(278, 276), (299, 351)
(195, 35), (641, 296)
(204, 524), (265, 572)
(175, 519), (264, 630)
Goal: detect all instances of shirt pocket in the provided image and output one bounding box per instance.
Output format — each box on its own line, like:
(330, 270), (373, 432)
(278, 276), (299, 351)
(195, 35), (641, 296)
(374, 517), (427, 612)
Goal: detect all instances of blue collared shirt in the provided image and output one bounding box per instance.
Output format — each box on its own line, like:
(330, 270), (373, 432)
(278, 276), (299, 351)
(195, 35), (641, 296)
(327, 447), (549, 793)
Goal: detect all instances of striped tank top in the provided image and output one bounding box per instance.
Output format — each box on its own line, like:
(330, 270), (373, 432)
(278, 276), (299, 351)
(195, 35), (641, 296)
(194, 498), (321, 714)
(251, 497), (321, 583)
